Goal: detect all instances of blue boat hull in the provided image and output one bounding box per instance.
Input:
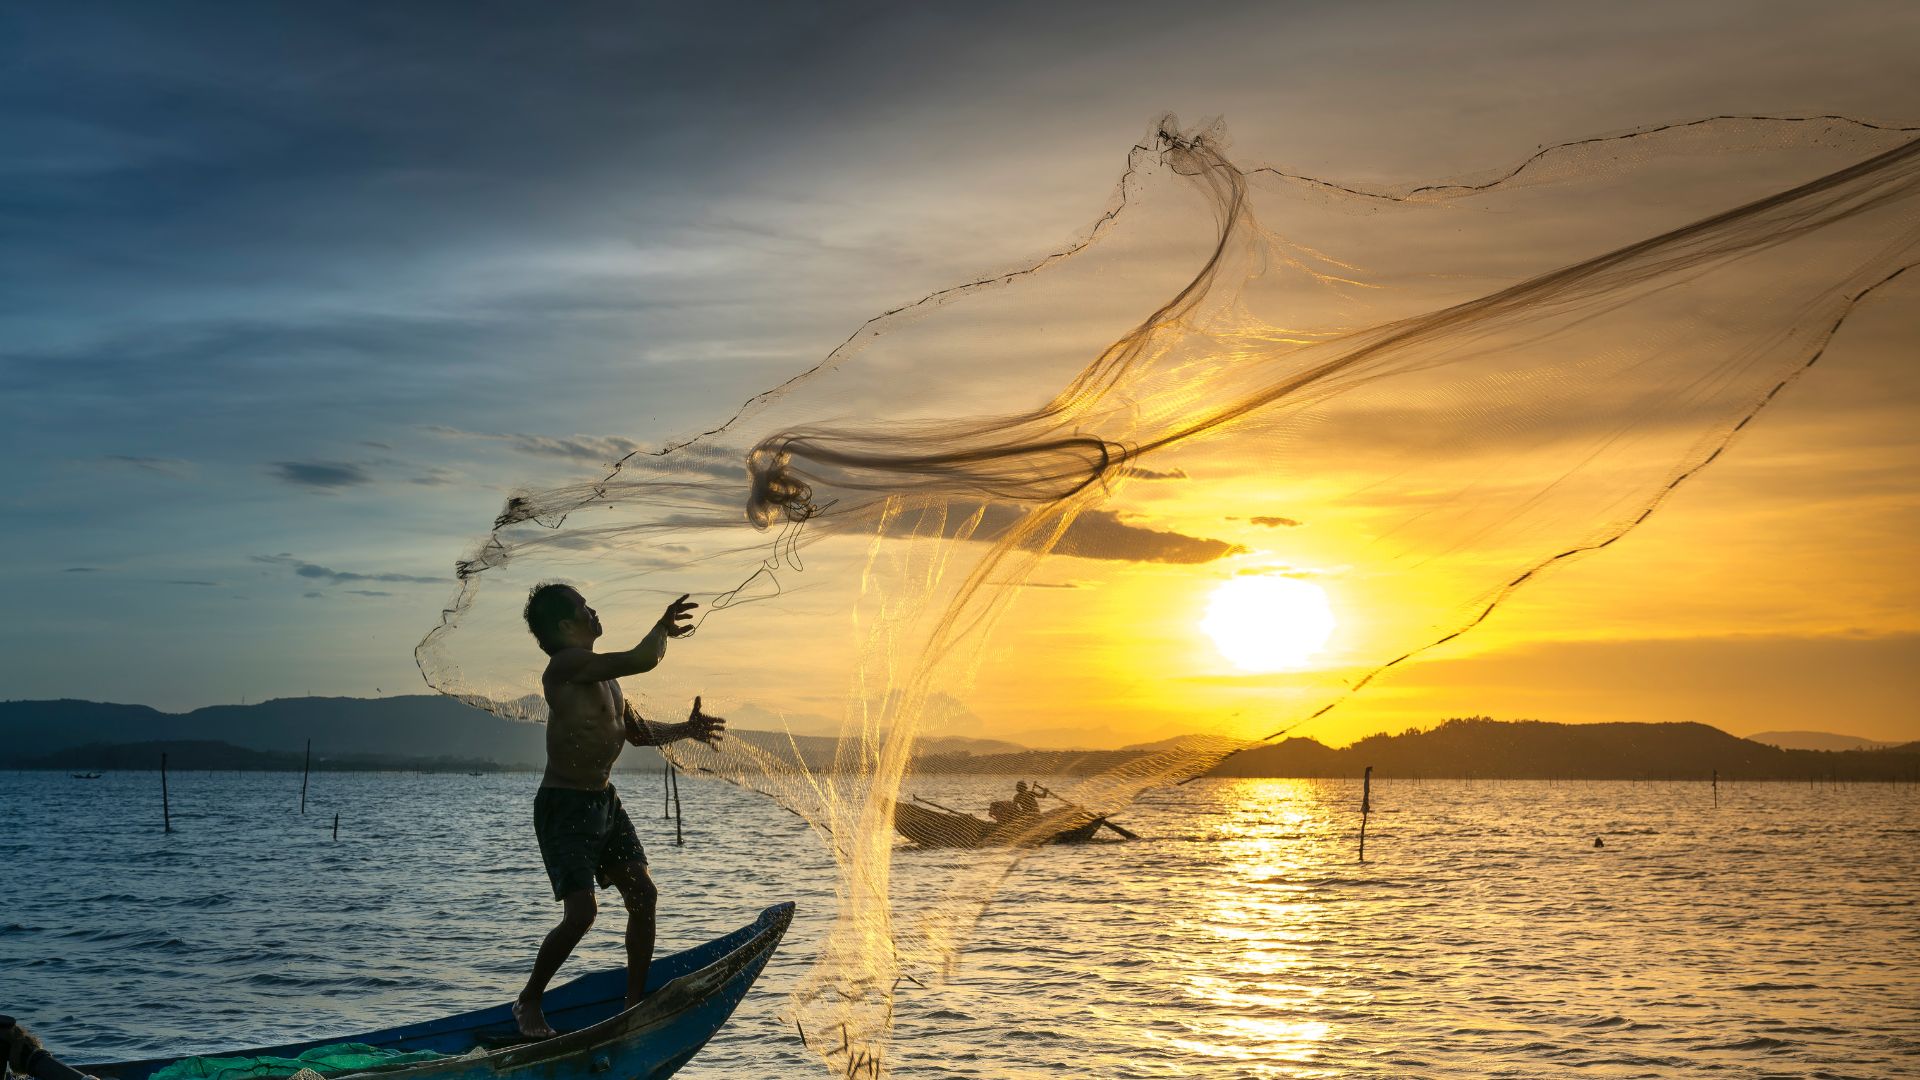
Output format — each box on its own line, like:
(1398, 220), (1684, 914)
(84, 903), (794, 1080)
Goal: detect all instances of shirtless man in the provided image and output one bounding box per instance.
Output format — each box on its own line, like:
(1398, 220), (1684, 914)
(512, 583), (726, 1039)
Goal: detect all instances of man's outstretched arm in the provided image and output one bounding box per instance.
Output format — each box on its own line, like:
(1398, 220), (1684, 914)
(551, 595), (698, 684)
(625, 696), (727, 748)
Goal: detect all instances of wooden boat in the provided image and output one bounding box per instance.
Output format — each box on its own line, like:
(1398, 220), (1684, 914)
(69, 772), (102, 780)
(60, 903), (793, 1080)
(894, 799), (1107, 848)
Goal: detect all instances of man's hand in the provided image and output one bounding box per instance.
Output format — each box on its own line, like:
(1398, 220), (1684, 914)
(686, 695), (726, 748)
(656, 594), (698, 638)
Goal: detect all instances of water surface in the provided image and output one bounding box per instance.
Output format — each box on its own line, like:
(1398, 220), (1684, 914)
(4, 771), (1915, 1077)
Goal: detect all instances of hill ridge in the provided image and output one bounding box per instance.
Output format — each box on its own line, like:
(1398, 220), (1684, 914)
(4, 700), (1917, 780)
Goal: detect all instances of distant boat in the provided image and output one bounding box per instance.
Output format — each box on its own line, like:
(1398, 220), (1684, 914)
(467, 770), (487, 777)
(69, 772), (102, 780)
(49, 903), (793, 1080)
(895, 797), (1112, 848)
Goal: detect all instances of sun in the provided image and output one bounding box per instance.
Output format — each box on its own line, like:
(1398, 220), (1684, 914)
(1201, 575), (1336, 672)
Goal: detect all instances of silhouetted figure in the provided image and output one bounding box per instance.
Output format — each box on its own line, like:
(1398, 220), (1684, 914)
(512, 584), (727, 1039)
(1014, 781), (1040, 817)
(1594, 837), (1605, 849)
(988, 781), (1043, 825)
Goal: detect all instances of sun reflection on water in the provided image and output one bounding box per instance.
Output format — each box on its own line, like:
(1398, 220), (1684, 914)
(1149, 780), (1346, 1076)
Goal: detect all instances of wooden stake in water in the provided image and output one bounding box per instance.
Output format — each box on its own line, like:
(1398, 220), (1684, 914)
(663, 759), (672, 819)
(332, 812), (339, 841)
(1712, 768), (1718, 807)
(301, 738), (311, 814)
(1358, 765), (1373, 863)
(161, 751), (172, 834)
(670, 761), (684, 846)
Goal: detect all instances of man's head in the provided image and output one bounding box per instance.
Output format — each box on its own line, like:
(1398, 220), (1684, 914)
(524, 583), (602, 654)
(1016, 781), (1028, 793)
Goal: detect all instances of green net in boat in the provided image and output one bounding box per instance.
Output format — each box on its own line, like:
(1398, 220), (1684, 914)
(148, 1043), (450, 1080)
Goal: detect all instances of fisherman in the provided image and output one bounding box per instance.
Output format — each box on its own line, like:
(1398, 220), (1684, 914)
(512, 584), (726, 1039)
(1013, 780), (1040, 818)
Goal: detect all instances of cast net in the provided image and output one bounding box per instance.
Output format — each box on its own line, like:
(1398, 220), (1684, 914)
(416, 114), (1920, 1074)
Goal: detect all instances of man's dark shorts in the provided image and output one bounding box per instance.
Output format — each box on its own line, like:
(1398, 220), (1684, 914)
(533, 785), (646, 901)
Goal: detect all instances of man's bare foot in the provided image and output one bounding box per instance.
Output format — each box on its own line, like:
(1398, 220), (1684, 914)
(513, 998), (557, 1039)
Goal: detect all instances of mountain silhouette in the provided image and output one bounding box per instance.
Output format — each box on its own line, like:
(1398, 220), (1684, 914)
(4, 701), (1915, 780)
(1204, 717), (1920, 781)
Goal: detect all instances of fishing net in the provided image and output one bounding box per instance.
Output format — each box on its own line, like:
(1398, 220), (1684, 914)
(416, 114), (1920, 1074)
(147, 1043), (452, 1080)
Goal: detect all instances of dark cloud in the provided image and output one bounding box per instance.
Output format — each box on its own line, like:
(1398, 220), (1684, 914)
(875, 502), (1241, 564)
(1055, 509), (1243, 564)
(63, 566), (99, 573)
(1249, 516), (1302, 527)
(253, 554), (441, 586)
(269, 461), (372, 489)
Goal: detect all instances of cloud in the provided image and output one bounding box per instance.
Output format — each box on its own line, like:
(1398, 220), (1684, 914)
(1055, 510), (1244, 564)
(269, 461), (372, 489)
(426, 426), (641, 465)
(63, 566), (99, 573)
(165, 579), (220, 587)
(1234, 564), (1329, 578)
(408, 467), (459, 486)
(873, 502), (1242, 564)
(428, 426), (749, 480)
(1118, 466), (1187, 481)
(344, 589), (393, 597)
(102, 454), (190, 477)
(1249, 516), (1301, 528)
(253, 554), (442, 586)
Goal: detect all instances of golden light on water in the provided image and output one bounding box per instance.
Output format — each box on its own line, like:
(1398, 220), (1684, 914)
(1201, 575), (1337, 671)
(1168, 780), (1336, 1071)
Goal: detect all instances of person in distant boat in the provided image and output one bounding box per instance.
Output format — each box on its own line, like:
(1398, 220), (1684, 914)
(1013, 781), (1040, 817)
(990, 781), (1043, 825)
(512, 583), (726, 1040)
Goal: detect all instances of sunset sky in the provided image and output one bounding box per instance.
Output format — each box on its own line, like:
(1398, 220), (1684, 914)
(5, 2), (1916, 745)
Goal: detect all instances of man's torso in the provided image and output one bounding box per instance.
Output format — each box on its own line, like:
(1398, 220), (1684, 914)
(541, 664), (626, 790)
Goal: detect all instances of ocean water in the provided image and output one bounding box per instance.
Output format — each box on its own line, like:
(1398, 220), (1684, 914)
(3, 770), (1916, 1078)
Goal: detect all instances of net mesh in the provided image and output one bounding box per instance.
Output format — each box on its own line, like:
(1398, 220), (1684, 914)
(416, 114), (1920, 1074)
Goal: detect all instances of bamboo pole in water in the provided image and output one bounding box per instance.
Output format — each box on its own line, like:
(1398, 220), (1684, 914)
(1358, 765), (1373, 863)
(671, 762), (684, 846)
(332, 812), (339, 841)
(161, 752), (171, 833)
(301, 738), (311, 815)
